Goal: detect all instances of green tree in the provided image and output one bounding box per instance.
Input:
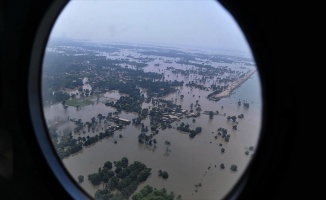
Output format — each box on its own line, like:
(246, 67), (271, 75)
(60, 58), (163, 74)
(209, 111), (214, 119)
(164, 141), (171, 152)
(102, 174), (109, 184)
(77, 175), (84, 183)
(88, 173), (101, 186)
(121, 157), (129, 168)
(230, 164), (238, 171)
(220, 163), (225, 169)
(103, 161), (112, 170)
(107, 170), (115, 178)
(162, 171), (169, 179)
(108, 176), (119, 189)
(94, 189), (114, 200)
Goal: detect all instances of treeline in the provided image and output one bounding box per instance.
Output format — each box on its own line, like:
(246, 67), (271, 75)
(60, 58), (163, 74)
(139, 50), (196, 61)
(137, 79), (183, 98)
(51, 111), (135, 159)
(132, 185), (182, 200)
(185, 81), (209, 91)
(91, 57), (148, 69)
(51, 128), (115, 159)
(92, 69), (162, 94)
(175, 60), (213, 70)
(106, 95), (144, 114)
(209, 55), (233, 63)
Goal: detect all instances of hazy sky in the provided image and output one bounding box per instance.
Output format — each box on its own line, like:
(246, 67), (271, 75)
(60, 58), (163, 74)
(50, 0), (252, 54)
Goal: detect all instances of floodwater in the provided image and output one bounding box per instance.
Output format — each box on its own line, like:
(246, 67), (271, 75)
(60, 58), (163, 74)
(43, 66), (262, 200)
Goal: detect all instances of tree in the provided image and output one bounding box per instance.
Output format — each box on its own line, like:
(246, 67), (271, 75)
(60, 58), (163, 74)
(107, 170), (115, 178)
(137, 169), (151, 182)
(140, 185), (153, 196)
(231, 116), (237, 122)
(162, 171), (169, 179)
(195, 127), (202, 133)
(91, 117), (96, 125)
(102, 174), (109, 184)
(108, 176), (119, 190)
(78, 175), (84, 183)
(164, 141), (171, 152)
(158, 170), (168, 179)
(230, 164), (238, 171)
(95, 189), (114, 200)
(53, 91), (70, 103)
(121, 157), (129, 168)
(88, 173), (101, 186)
(209, 111), (214, 119)
(103, 161), (113, 170)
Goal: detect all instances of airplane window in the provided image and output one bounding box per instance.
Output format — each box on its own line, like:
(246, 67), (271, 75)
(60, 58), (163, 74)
(39, 0), (262, 199)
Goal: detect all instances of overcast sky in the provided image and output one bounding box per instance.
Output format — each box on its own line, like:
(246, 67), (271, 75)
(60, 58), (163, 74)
(50, 0), (252, 54)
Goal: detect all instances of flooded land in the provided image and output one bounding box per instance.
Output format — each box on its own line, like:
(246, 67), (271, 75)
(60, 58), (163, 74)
(42, 39), (262, 200)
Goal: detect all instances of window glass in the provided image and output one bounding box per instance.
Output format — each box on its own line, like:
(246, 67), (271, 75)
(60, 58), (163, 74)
(41, 1), (262, 199)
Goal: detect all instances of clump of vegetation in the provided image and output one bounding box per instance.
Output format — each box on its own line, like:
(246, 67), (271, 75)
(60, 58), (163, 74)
(176, 122), (202, 138)
(77, 175), (84, 183)
(245, 146), (255, 155)
(158, 170), (169, 179)
(220, 163), (225, 169)
(230, 164), (238, 172)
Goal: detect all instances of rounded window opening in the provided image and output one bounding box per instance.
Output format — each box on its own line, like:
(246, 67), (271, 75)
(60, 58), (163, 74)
(41, 0), (262, 199)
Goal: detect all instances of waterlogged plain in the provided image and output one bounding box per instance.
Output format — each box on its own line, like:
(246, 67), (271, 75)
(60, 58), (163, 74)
(42, 39), (261, 200)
